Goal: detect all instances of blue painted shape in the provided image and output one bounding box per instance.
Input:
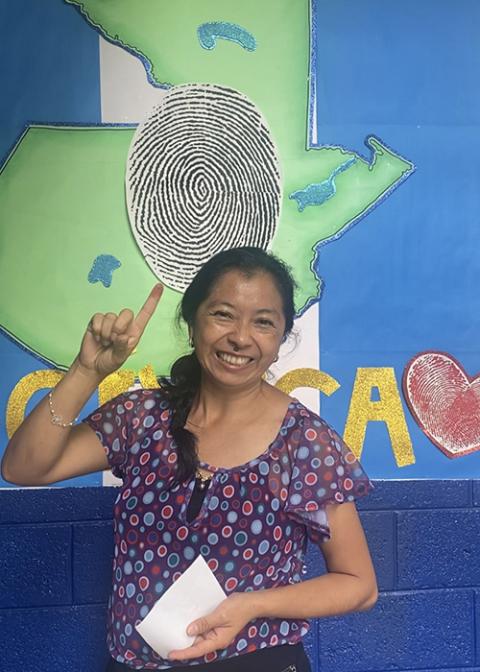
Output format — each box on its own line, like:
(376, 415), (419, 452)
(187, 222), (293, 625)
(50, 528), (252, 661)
(0, 525), (71, 608)
(315, 0), (480, 151)
(73, 522), (114, 603)
(0, 0), (101, 163)
(197, 22), (256, 51)
(0, 604), (109, 672)
(317, 591), (475, 671)
(0, 487), (116, 524)
(289, 157), (356, 211)
(355, 479), (473, 511)
(88, 254), (121, 288)
(317, 0), (480, 480)
(397, 510), (480, 589)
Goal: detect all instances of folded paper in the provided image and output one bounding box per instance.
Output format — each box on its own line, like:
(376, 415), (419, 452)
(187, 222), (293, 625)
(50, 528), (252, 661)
(135, 555), (227, 658)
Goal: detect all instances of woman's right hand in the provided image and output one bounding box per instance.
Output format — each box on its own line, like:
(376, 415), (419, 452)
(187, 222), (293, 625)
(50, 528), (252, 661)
(77, 284), (164, 379)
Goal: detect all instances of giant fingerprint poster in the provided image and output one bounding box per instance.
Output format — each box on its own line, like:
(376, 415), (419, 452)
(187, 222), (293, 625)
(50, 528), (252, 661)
(1, 0), (479, 486)
(126, 85), (281, 290)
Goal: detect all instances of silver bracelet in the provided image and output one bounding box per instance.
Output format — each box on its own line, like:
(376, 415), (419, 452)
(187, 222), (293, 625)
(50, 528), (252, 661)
(48, 390), (78, 428)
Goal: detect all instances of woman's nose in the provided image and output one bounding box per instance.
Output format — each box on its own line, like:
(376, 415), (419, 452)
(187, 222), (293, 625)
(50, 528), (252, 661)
(228, 321), (251, 348)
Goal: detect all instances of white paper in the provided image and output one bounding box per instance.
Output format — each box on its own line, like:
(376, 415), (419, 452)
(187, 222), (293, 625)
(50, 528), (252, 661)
(135, 555), (227, 659)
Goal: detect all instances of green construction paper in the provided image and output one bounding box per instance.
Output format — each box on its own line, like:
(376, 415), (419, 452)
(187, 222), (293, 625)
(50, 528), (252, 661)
(0, 126), (186, 374)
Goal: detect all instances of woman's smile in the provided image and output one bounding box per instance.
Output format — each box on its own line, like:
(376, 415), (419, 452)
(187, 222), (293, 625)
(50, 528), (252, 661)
(216, 351), (254, 367)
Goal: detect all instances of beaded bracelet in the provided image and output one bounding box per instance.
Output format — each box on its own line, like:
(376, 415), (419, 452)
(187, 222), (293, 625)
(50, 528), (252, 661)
(48, 391), (78, 428)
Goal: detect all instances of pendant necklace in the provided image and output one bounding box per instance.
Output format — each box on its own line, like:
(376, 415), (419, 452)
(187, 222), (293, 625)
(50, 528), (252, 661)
(195, 469), (213, 490)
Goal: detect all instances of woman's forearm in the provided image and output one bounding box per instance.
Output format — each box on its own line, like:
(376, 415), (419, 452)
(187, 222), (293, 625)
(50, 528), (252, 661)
(1, 358), (103, 483)
(249, 570), (378, 621)
(173, 570), (378, 661)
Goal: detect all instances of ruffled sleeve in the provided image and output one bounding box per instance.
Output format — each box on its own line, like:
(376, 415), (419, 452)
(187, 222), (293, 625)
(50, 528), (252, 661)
(83, 392), (137, 479)
(282, 407), (373, 542)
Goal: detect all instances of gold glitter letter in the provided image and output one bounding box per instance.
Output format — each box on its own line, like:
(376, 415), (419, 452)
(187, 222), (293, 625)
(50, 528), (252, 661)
(344, 367), (415, 466)
(275, 368), (340, 396)
(7, 363), (162, 435)
(98, 364), (161, 405)
(7, 369), (64, 438)
(138, 364), (160, 390)
(98, 370), (136, 406)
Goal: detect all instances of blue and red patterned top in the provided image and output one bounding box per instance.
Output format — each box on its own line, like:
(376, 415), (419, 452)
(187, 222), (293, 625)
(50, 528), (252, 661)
(85, 389), (373, 669)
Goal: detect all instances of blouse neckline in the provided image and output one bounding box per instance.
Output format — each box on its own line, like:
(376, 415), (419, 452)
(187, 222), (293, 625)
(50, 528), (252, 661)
(196, 399), (299, 474)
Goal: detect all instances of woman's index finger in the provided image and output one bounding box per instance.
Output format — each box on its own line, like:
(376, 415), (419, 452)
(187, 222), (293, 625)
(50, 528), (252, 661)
(134, 283), (164, 333)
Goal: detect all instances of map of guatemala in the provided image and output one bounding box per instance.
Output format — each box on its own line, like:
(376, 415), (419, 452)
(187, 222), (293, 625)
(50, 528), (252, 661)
(0, 0), (414, 374)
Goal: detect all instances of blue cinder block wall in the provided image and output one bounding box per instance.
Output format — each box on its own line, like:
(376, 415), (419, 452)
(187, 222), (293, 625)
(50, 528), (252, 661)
(1, 481), (479, 672)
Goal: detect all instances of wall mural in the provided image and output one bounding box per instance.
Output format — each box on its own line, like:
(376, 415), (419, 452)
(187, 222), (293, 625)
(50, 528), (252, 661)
(1, 0), (479, 485)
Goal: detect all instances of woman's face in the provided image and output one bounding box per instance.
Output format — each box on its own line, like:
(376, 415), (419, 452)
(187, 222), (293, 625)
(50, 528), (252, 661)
(192, 270), (286, 390)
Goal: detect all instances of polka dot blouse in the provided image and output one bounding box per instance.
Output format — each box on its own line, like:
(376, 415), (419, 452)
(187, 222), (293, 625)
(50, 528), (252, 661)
(85, 389), (373, 669)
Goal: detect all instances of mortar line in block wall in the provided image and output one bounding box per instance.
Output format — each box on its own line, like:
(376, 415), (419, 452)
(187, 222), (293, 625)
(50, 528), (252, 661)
(393, 510), (398, 590)
(0, 517), (115, 527)
(0, 601), (109, 613)
(377, 587), (479, 596)
(359, 506), (477, 513)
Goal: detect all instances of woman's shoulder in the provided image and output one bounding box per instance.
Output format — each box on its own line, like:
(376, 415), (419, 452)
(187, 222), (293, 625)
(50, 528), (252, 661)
(276, 398), (353, 460)
(90, 387), (172, 420)
(116, 387), (167, 403)
(284, 398), (332, 432)
(119, 387), (172, 413)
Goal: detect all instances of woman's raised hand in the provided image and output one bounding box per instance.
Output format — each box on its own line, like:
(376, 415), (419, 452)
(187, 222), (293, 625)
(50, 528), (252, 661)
(77, 284), (164, 378)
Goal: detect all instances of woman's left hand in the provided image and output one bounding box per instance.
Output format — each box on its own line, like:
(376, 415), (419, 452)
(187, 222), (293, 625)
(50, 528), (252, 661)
(168, 593), (256, 661)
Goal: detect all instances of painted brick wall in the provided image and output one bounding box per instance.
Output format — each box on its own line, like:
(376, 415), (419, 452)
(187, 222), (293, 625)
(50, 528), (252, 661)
(1, 481), (479, 672)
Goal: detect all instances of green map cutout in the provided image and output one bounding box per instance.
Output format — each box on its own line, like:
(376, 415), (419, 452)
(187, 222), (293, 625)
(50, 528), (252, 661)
(0, 0), (414, 374)
(1, 127), (185, 372)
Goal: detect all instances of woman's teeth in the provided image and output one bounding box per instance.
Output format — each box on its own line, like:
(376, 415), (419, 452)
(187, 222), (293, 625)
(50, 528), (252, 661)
(217, 352), (251, 366)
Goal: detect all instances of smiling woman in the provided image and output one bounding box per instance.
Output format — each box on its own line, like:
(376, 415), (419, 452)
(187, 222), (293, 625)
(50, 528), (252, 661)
(1, 247), (377, 672)
(160, 248), (296, 485)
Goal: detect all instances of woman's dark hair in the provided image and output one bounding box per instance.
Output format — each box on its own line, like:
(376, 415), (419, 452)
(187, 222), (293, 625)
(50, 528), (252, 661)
(160, 246), (297, 484)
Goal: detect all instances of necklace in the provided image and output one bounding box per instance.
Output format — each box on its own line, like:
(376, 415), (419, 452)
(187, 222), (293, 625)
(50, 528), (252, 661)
(195, 468), (213, 490)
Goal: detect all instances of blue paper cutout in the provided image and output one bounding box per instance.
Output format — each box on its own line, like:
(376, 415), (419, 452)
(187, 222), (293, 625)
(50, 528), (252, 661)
(197, 22), (256, 51)
(289, 156), (357, 212)
(88, 254), (121, 288)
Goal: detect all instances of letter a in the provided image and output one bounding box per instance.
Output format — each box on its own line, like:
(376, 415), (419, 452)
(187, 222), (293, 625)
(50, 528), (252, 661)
(343, 367), (415, 467)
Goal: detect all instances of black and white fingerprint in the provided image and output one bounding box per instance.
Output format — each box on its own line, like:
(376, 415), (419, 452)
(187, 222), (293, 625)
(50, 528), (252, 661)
(126, 84), (281, 291)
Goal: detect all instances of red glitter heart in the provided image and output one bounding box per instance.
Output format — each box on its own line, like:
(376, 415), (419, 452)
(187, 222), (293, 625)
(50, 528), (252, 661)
(403, 351), (480, 458)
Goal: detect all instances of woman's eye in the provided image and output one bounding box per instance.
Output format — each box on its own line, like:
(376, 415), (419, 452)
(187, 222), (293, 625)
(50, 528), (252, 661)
(211, 310), (232, 319)
(256, 318), (275, 328)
